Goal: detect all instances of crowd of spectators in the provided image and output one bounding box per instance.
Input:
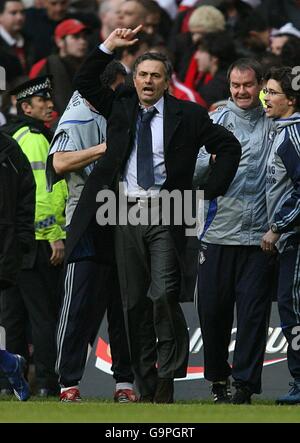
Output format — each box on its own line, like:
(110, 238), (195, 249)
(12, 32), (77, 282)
(1, 0), (300, 121)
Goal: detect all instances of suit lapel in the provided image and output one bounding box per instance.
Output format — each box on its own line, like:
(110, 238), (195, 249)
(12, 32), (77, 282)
(164, 94), (182, 155)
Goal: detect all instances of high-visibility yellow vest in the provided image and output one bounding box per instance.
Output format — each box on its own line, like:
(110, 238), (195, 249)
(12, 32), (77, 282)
(260, 89), (266, 108)
(13, 126), (67, 242)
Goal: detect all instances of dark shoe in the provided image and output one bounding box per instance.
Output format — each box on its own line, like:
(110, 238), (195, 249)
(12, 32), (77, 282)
(154, 379), (174, 404)
(5, 355), (30, 401)
(0, 388), (13, 396)
(37, 388), (48, 398)
(114, 388), (138, 403)
(232, 382), (252, 404)
(276, 381), (300, 405)
(37, 386), (59, 397)
(211, 379), (232, 404)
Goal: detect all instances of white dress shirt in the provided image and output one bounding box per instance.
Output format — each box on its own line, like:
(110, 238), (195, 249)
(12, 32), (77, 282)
(99, 43), (167, 197)
(124, 96), (166, 198)
(0, 25), (24, 48)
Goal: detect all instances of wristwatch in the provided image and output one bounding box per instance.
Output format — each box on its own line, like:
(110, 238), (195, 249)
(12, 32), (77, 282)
(271, 223), (279, 234)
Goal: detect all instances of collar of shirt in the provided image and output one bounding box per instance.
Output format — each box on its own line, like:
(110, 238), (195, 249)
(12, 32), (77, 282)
(0, 25), (24, 48)
(139, 95), (164, 115)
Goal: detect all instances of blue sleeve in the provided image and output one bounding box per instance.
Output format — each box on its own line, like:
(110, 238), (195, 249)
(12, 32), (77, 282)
(275, 128), (300, 232)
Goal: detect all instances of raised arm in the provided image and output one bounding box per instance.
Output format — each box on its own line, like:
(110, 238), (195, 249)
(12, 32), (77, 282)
(74, 26), (142, 119)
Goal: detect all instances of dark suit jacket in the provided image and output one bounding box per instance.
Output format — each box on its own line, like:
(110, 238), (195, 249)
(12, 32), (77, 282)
(0, 34), (34, 75)
(66, 47), (241, 298)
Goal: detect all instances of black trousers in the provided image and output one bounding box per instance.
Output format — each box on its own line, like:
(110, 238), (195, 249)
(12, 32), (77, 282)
(115, 214), (189, 398)
(56, 260), (133, 387)
(0, 241), (61, 391)
(277, 241), (300, 380)
(197, 243), (275, 394)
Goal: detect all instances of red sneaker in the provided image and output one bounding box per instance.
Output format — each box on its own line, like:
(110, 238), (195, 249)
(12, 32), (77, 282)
(60, 387), (81, 402)
(114, 388), (138, 403)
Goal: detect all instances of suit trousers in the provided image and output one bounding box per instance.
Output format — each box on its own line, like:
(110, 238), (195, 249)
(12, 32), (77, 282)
(115, 205), (189, 398)
(197, 243), (275, 394)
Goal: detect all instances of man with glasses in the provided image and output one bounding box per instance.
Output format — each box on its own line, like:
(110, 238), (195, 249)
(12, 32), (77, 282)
(194, 58), (276, 404)
(262, 66), (300, 405)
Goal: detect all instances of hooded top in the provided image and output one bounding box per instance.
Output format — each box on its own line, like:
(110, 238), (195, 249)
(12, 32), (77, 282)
(194, 99), (274, 245)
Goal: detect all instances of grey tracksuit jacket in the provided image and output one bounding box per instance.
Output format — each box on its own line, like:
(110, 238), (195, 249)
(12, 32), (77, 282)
(194, 99), (274, 245)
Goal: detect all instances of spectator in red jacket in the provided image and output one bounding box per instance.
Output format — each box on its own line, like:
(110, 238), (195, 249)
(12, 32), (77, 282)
(29, 18), (89, 118)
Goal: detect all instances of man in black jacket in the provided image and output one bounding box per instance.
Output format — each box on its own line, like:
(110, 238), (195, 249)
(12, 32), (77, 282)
(67, 25), (241, 403)
(0, 0), (34, 78)
(0, 131), (35, 400)
(0, 77), (66, 397)
(0, 131), (35, 291)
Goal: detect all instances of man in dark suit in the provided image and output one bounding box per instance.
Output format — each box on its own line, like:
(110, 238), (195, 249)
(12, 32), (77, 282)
(67, 26), (241, 403)
(0, 130), (35, 401)
(0, 0), (33, 76)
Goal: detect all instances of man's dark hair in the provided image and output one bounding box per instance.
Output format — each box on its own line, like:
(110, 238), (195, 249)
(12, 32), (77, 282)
(258, 52), (281, 77)
(0, 0), (22, 14)
(227, 58), (263, 84)
(138, 0), (161, 15)
(16, 97), (33, 115)
(264, 66), (300, 111)
(281, 37), (300, 68)
(100, 60), (127, 88)
(133, 52), (173, 80)
(197, 31), (236, 71)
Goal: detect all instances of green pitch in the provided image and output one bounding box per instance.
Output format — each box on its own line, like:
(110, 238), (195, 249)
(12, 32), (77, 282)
(0, 398), (299, 423)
